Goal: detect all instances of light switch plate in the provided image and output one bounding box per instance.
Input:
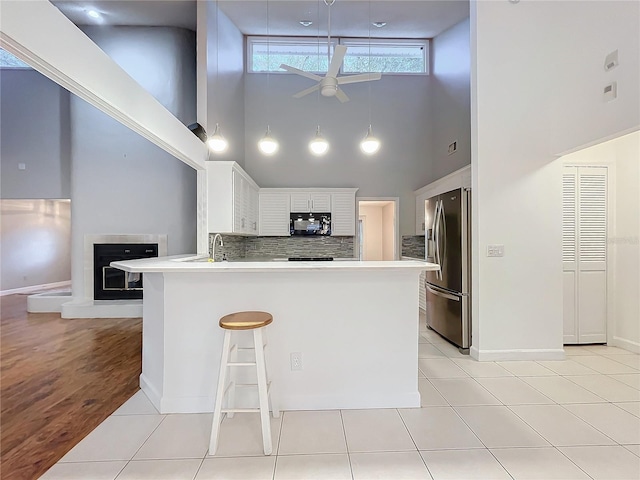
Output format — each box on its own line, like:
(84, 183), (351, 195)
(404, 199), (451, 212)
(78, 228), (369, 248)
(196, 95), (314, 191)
(18, 163), (26, 170)
(604, 50), (619, 71)
(604, 82), (617, 102)
(487, 245), (505, 257)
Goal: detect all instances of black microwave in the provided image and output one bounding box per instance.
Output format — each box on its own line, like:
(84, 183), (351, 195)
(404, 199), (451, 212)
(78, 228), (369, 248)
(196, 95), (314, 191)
(290, 213), (331, 236)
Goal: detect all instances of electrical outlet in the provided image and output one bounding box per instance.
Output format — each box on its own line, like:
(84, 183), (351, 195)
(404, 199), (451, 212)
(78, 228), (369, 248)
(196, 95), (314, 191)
(18, 163), (26, 170)
(290, 352), (303, 371)
(487, 244), (505, 257)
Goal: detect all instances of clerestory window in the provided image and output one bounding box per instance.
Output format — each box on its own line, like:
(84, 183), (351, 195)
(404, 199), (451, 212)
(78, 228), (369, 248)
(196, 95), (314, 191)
(247, 37), (428, 75)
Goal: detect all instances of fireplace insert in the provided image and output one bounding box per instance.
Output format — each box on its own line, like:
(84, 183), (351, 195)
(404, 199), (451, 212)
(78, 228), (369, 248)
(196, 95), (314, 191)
(93, 243), (158, 300)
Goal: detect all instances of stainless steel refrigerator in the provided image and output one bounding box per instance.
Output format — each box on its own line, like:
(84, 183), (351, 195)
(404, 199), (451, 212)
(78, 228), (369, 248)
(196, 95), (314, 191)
(425, 187), (471, 351)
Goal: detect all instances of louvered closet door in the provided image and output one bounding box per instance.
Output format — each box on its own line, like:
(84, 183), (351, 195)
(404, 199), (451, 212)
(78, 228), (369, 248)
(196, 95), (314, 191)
(562, 166), (607, 344)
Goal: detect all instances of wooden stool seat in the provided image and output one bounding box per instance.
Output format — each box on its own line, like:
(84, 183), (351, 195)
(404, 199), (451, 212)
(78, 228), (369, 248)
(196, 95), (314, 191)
(219, 311), (273, 330)
(209, 311), (278, 456)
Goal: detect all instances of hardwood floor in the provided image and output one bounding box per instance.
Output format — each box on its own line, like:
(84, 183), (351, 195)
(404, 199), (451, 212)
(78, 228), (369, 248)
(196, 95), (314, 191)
(0, 294), (142, 479)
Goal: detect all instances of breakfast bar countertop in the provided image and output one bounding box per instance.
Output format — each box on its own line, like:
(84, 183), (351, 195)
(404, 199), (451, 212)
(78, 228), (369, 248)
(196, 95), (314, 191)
(111, 254), (439, 273)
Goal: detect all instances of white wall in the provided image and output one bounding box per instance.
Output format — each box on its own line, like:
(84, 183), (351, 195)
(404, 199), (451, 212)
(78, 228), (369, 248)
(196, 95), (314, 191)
(382, 202), (395, 261)
(359, 204), (383, 261)
(561, 131), (640, 352)
(471, 1), (640, 359)
(70, 27), (198, 300)
(244, 73), (432, 236)
(428, 18), (471, 184)
(0, 70), (71, 199)
(614, 133), (640, 351)
(0, 199), (71, 290)
(207, 5), (246, 167)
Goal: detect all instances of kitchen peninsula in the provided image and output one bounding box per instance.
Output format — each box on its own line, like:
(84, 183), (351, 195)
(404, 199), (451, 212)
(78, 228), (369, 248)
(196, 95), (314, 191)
(111, 256), (438, 414)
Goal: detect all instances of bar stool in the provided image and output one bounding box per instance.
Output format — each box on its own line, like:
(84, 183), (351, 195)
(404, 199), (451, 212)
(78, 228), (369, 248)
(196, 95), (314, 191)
(208, 311), (278, 456)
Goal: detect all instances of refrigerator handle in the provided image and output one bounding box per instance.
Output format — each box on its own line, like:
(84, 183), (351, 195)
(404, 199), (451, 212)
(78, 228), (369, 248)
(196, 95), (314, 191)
(439, 198), (447, 280)
(433, 200), (441, 278)
(426, 284), (460, 301)
(435, 200), (444, 280)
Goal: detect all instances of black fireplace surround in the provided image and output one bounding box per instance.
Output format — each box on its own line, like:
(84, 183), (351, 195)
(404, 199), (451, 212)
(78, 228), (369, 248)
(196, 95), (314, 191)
(93, 243), (158, 300)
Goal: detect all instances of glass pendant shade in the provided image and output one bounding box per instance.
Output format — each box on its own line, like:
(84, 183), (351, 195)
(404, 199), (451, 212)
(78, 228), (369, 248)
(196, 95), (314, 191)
(309, 126), (329, 156)
(360, 124), (381, 155)
(258, 126), (279, 156)
(207, 123), (229, 153)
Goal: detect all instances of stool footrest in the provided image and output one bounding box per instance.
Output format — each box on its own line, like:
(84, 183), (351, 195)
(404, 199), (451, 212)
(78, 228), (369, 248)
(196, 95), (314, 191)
(227, 362), (257, 366)
(222, 408), (260, 413)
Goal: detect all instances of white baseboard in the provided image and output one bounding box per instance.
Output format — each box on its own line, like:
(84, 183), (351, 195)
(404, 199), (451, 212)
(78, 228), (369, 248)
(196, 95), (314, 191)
(140, 374), (163, 413)
(470, 346), (566, 361)
(141, 370), (420, 414)
(611, 336), (640, 354)
(1, 280), (71, 297)
(61, 299), (142, 318)
(27, 291), (72, 313)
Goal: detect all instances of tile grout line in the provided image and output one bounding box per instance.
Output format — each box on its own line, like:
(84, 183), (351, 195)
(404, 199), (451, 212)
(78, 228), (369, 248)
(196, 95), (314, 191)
(112, 413), (168, 479)
(272, 410), (286, 480)
(395, 407), (435, 479)
(338, 410), (355, 480)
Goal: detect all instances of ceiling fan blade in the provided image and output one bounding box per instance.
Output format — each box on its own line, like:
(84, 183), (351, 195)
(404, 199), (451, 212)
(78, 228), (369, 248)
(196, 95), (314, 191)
(280, 64), (322, 82)
(293, 84), (320, 99)
(327, 45), (347, 78)
(335, 88), (350, 103)
(337, 72), (382, 85)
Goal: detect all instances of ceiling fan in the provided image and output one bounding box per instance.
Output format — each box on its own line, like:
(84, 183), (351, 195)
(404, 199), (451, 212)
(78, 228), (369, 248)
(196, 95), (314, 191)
(279, 0), (381, 103)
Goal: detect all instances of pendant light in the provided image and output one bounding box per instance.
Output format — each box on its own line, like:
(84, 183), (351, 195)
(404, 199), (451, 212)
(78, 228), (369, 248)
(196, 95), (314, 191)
(360, 124), (381, 154)
(359, 0), (381, 156)
(209, 0), (228, 154)
(208, 123), (228, 153)
(309, 125), (329, 156)
(258, 125), (279, 155)
(258, 0), (279, 156)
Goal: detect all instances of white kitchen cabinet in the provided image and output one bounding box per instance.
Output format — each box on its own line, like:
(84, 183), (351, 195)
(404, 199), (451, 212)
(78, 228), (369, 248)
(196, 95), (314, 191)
(259, 192), (290, 236)
(331, 191), (357, 236)
(562, 166), (607, 344)
(414, 165), (471, 235)
(290, 192), (331, 212)
(260, 188), (357, 237)
(207, 161), (259, 236)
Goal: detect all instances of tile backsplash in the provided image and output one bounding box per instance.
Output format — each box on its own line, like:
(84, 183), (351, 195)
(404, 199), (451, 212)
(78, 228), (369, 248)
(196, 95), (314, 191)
(402, 235), (425, 259)
(210, 234), (354, 261)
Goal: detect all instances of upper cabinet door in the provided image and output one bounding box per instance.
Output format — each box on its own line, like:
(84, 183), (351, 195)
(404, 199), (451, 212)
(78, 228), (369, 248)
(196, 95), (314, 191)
(290, 193), (311, 212)
(331, 192), (356, 236)
(310, 193), (331, 212)
(260, 193), (291, 236)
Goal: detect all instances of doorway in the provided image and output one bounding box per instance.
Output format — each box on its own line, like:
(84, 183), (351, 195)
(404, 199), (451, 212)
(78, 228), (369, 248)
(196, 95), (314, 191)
(357, 198), (399, 260)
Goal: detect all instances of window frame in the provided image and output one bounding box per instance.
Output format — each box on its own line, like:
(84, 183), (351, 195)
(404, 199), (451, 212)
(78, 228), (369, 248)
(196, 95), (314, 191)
(247, 36), (429, 75)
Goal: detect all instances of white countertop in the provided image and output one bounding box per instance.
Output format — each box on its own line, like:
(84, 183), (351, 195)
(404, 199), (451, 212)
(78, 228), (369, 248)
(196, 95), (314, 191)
(111, 255), (440, 273)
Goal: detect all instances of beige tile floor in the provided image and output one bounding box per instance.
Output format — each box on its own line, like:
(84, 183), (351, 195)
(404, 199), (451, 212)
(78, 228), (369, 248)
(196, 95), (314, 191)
(40, 322), (640, 480)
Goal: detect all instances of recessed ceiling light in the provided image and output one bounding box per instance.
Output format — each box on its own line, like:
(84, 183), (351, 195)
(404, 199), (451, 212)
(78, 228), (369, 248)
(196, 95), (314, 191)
(372, 22), (387, 28)
(87, 9), (101, 19)
(299, 20), (313, 27)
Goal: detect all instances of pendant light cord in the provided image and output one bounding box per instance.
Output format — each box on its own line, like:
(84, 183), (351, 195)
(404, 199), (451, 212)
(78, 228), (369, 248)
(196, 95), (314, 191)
(368, 0), (372, 128)
(266, 0), (270, 130)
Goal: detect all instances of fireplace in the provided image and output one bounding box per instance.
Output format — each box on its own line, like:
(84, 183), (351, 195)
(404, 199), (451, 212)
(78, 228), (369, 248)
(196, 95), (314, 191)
(93, 243), (158, 300)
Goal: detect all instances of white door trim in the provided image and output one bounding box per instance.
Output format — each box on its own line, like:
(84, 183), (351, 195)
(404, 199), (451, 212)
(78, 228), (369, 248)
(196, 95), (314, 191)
(356, 197), (401, 261)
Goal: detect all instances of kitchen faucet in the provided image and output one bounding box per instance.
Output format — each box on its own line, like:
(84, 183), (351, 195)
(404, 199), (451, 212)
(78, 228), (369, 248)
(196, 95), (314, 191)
(209, 233), (224, 262)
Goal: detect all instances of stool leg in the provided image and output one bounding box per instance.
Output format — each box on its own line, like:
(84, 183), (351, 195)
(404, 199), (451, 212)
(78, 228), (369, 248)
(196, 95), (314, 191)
(209, 329), (231, 456)
(263, 329), (280, 419)
(226, 336), (238, 419)
(253, 328), (272, 455)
